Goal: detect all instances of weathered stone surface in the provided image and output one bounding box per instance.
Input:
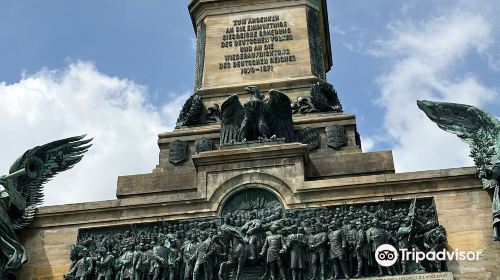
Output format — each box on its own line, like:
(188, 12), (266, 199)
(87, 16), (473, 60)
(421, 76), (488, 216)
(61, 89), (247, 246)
(116, 114), (372, 198)
(306, 150), (395, 178)
(202, 6), (311, 89)
(116, 167), (197, 198)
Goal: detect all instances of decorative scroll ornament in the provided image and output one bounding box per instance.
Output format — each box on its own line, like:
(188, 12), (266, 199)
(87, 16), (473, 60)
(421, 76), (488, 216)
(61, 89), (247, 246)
(326, 124), (346, 149)
(169, 139), (188, 164)
(295, 127), (320, 151)
(0, 135), (92, 279)
(195, 137), (214, 153)
(418, 100), (500, 241)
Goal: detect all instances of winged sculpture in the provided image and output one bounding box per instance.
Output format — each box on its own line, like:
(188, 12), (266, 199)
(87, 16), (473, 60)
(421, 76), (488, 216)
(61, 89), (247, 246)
(220, 86), (294, 145)
(0, 135), (92, 278)
(175, 94), (220, 128)
(417, 100), (500, 241)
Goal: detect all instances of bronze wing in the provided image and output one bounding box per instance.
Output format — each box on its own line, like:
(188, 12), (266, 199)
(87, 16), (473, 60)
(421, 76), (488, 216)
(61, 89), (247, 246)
(417, 100), (500, 146)
(418, 100), (500, 190)
(6, 135), (92, 229)
(220, 94), (244, 144)
(263, 89), (294, 142)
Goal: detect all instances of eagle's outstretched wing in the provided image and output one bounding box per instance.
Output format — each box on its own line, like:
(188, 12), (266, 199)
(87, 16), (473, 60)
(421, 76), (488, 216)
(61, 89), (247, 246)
(263, 90), (294, 142)
(7, 135), (92, 229)
(417, 100), (500, 147)
(220, 95), (244, 144)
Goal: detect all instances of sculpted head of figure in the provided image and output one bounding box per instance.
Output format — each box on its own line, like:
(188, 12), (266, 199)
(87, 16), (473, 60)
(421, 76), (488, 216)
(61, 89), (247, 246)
(382, 221), (390, 230)
(426, 220), (438, 230)
(316, 223), (324, 233)
(99, 247), (106, 256)
(402, 216), (411, 226)
(298, 227), (306, 235)
(137, 243), (145, 252)
(270, 224), (279, 234)
(349, 220), (356, 228)
(309, 223), (316, 234)
(328, 223), (335, 232)
(355, 221), (362, 230)
(200, 231), (207, 241)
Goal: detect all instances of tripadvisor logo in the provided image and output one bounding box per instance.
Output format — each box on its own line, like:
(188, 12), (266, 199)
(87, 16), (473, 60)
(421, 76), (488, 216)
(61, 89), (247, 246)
(375, 244), (482, 267)
(375, 244), (398, 267)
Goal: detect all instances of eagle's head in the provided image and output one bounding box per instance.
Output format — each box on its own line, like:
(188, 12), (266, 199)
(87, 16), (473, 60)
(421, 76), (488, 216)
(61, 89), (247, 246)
(245, 86), (260, 94)
(245, 86), (261, 100)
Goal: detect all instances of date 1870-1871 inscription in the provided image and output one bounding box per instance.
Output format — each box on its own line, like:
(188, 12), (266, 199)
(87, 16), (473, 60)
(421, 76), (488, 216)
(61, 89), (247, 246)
(219, 15), (297, 75)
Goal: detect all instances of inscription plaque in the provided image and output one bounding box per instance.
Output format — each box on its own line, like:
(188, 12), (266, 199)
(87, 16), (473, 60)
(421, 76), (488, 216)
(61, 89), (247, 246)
(364, 272), (453, 280)
(202, 6), (313, 89)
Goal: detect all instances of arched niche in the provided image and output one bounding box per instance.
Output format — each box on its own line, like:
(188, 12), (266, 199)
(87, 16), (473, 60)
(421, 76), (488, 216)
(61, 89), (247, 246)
(220, 187), (283, 222)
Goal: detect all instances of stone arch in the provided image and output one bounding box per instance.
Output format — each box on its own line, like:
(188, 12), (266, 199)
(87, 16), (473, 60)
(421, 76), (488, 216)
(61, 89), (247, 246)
(208, 172), (295, 215)
(220, 187), (283, 218)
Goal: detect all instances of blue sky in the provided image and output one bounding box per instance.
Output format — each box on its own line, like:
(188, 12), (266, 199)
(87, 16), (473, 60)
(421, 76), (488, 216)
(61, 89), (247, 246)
(1, 1), (499, 205)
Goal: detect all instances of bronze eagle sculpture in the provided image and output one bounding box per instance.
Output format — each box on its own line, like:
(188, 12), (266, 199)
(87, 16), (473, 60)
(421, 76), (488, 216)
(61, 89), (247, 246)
(0, 135), (92, 278)
(220, 86), (294, 145)
(417, 100), (500, 241)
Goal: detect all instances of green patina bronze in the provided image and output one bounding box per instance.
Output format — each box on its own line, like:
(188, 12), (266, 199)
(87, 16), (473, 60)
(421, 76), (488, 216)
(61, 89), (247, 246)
(417, 100), (500, 241)
(0, 135), (92, 279)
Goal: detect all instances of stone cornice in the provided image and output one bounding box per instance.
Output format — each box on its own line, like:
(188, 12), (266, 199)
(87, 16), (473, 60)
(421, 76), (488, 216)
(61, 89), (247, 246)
(29, 166), (482, 229)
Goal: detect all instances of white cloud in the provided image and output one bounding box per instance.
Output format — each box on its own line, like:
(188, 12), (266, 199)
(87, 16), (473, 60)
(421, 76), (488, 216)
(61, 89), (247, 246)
(360, 136), (375, 152)
(371, 8), (498, 172)
(0, 61), (189, 205)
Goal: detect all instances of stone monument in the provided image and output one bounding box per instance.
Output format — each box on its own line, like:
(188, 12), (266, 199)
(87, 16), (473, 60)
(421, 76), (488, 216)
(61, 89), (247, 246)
(15, 1), (500, 279)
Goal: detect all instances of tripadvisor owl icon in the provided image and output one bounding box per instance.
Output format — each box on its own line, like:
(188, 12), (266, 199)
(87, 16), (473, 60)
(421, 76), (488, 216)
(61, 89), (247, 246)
(375, 244), (399, 267)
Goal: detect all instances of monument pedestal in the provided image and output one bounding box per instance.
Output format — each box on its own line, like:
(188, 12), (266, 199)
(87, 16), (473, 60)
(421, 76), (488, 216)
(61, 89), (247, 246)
(14, 1), (500, 279)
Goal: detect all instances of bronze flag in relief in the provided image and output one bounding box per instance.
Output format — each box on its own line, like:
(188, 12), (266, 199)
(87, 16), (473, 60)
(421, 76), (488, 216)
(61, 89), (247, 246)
(169, 139), (188, 164)
(326, 124), (346, 149)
